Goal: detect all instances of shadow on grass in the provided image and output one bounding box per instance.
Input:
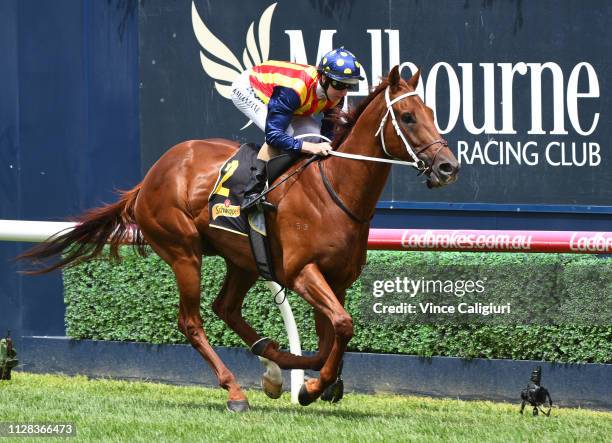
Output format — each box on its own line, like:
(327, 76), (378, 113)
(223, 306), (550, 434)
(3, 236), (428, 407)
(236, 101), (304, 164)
(160, 398), (421, 420)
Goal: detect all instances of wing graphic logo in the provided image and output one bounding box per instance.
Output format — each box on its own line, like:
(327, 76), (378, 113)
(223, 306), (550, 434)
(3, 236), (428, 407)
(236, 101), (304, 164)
(191, 1), (277, 100)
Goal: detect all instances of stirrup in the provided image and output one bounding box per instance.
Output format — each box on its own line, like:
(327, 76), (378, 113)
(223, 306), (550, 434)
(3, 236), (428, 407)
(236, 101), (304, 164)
(241, 193), (262, 210)
(241, 193), (276, 211)
(241, 194), (259, 211)
(261, 199), (277, 211)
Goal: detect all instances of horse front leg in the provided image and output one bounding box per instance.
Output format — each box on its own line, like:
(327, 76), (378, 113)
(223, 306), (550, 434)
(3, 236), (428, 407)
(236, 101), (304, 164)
(291, 264), (353, 406)
(316, 304), (346, 403)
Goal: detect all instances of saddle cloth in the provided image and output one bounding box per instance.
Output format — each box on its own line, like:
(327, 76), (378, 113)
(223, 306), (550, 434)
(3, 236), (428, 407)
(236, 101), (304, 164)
(208, 143), (277, 281)
(208, 143), (259, 236)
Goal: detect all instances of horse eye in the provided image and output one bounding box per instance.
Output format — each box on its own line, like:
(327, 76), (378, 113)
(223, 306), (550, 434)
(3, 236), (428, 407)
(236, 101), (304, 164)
(401, 113), (415, 124)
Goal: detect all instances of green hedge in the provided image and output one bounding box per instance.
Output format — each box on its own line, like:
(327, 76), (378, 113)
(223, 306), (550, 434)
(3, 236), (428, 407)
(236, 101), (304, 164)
(63, 248), (612, 364)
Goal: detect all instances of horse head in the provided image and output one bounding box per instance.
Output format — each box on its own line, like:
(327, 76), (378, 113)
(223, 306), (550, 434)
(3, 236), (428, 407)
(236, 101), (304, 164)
(381, 65), (460, 188)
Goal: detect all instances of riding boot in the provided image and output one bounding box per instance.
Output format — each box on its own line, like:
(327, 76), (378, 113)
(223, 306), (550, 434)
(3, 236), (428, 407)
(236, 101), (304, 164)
(241, 159), (268, 210)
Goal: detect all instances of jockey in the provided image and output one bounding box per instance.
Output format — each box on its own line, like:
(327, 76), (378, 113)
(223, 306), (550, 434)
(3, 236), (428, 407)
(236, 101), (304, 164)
(231, 47), (364, 210)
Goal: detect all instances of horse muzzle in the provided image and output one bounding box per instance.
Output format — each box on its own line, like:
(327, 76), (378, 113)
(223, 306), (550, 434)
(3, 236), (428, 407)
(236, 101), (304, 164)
(426, 157), (460, 188)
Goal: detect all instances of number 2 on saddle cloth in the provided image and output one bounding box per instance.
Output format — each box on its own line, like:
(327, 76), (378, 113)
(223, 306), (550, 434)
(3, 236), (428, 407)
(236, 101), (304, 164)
(208, 143), (258, 236)
(208, 142), (299, 281)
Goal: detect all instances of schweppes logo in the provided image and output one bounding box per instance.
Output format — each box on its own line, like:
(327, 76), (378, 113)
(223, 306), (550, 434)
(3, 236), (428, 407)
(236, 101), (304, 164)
(212, 199), (241, 220)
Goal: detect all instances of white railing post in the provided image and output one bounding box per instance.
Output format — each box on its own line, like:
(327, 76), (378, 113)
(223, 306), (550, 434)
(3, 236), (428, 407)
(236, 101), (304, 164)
(265, 281), (303, 404)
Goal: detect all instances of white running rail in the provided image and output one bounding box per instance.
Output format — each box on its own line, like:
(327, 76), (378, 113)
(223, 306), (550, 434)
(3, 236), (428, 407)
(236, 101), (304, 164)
(0, 219), (303, 403)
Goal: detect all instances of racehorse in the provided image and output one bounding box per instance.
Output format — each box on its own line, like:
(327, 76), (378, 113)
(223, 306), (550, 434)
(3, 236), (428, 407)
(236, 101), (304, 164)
(19, 66), (459, 412)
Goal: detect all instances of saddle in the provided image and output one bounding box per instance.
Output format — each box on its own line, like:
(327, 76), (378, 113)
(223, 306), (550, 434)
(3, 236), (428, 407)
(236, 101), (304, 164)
(208, 143), (299, 281)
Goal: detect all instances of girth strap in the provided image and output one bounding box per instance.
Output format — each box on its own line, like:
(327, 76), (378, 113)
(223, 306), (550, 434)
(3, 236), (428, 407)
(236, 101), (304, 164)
(318, 160), (371, 225)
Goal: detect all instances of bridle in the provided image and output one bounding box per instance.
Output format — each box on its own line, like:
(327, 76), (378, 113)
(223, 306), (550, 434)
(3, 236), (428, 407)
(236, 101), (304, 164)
(288, 87), (451, 224)
(373, 86), (448, 174)
(300, 86), (448, 174)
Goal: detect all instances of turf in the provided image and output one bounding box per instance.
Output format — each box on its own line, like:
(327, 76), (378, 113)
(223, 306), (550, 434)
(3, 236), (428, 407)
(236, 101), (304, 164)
(0, 372), (610, 442)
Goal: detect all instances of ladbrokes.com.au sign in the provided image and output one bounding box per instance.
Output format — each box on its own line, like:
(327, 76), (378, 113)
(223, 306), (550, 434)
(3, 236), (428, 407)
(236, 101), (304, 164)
(140, 0), (610, 207)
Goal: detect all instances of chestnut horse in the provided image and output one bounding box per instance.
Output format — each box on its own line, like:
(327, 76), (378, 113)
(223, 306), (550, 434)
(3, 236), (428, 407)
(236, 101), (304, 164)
(20, 66), (459, 411)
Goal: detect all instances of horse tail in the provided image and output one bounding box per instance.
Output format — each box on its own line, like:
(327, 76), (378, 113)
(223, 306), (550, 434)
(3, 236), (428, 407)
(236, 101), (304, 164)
(17, 183), (146, 274)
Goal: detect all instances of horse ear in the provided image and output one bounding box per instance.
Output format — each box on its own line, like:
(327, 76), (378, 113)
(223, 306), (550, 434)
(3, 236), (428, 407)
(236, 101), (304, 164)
(407, 69), (421, 89)
(388, 65), (401, 89)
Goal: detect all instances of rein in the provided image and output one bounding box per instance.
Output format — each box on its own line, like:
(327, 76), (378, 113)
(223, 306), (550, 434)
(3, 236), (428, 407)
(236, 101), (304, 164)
(297, 86), (448, 172)
(317, 160), (371, 224)
(295, 134), (418, 166)
(258, 155), (319, 199)
(262, 89), (448, 224)
(254, 151), (370, 225)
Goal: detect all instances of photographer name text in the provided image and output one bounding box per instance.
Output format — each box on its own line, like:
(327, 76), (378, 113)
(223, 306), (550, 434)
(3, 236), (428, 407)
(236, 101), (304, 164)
(372, 301), (511, 316)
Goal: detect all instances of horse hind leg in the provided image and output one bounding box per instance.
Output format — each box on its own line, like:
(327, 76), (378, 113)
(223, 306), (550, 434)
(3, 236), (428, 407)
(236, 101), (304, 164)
(142, 225), (249, 412)
(175, 256), (250, 412)
(211, 262), (283, 399)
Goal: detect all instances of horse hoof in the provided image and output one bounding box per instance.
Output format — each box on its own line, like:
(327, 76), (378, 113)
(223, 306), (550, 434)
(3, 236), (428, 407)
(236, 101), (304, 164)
(257, 357), (283, 399)
(261, 375), (283, 399)
(226, 399), (250, 413)
(298, 383), (316, 406)
(321, 378), (344, 403)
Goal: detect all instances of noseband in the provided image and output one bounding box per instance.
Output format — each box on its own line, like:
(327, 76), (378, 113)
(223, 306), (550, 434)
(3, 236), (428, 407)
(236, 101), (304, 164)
(374, 86), (448, 174)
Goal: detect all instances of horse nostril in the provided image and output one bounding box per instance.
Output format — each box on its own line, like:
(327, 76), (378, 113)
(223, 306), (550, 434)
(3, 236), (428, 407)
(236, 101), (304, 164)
(438, 162), (455, 176)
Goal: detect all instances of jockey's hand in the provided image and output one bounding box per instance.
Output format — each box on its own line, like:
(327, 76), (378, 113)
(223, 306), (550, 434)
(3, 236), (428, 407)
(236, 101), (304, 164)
(301, 141), (333, 157)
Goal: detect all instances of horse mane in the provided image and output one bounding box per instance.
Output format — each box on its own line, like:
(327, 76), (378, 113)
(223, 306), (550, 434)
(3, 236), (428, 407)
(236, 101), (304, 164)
(331, 77), (390, 149)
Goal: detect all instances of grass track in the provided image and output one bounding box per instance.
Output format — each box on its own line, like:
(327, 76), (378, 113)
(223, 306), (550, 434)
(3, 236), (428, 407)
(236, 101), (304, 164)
(0, 373), (610, 442)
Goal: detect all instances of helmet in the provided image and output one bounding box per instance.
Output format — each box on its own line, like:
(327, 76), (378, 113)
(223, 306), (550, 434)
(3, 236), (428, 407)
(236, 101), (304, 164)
(317, 47), (364, 85)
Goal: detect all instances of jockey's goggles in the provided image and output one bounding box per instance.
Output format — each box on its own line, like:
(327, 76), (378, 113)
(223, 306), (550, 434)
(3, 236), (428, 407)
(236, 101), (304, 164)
(329, 79), (358, 91)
